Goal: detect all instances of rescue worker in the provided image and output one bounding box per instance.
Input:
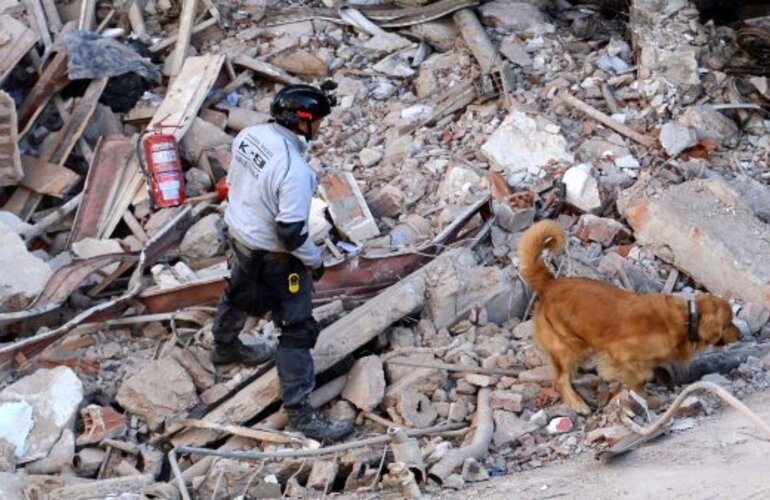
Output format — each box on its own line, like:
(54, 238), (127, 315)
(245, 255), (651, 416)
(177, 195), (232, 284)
(211, 83), (353, 441)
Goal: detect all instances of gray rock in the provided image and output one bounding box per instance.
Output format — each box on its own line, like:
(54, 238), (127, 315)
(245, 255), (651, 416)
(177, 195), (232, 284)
(493, 410), (538, 447)
(342, 355), (386, 411)
(116, 357), (199, 431)
(659, 122), (697, 157)
(185, 168), (212, 197)
(179, 213), (226, 262)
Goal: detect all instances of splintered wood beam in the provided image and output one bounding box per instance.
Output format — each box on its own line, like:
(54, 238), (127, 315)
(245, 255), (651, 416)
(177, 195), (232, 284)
(18, 51), (69, 136)
(6, 78), (108, 220)
(167, 0), (198, 77)
(0, 15), (39, 86)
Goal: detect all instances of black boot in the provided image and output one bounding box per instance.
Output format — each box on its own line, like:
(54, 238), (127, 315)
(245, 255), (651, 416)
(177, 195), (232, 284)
(286, 400), (354, 442)
(212, 339), (274, 366)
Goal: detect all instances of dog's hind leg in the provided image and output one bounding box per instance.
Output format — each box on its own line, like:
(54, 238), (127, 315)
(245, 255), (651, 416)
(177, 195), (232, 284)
(535, 313), (591, 415)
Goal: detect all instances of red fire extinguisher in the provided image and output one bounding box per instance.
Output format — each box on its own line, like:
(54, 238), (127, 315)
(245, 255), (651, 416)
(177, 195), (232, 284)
(139, 117), (185, 209)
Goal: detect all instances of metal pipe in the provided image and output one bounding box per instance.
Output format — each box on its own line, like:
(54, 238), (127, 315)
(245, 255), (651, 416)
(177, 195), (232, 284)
(428, 388), (493, 483)
(173, 423), (464, 461)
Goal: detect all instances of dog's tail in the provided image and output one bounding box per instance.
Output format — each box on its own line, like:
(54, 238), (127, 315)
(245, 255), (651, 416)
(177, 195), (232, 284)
(517, 220), (566, 294)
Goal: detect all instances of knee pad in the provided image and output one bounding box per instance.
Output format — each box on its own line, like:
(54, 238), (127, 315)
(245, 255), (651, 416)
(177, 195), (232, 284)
(278, 318), (321, 349)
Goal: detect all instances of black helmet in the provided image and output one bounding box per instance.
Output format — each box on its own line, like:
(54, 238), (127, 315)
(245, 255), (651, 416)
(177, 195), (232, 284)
(270, 83), (337, 140)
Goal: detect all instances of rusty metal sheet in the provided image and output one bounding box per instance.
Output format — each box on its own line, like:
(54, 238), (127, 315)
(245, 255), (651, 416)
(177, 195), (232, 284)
(135, 196), (494, 314)
(69, 135), (134, 244)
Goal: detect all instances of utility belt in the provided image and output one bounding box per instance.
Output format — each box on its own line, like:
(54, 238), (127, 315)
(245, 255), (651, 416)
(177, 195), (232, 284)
(228, 230), (292, 264)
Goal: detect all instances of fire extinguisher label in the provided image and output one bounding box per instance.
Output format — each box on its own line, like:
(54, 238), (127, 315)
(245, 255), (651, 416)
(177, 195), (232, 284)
(152, 149), (177, 164)
(158, 178), (181, 201)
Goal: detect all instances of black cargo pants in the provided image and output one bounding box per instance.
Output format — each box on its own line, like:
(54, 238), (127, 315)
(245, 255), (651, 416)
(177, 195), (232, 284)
(212, 236), (320, 406)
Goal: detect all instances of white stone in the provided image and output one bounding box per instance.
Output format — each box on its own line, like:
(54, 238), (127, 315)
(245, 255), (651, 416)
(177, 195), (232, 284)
(309, 197), (332, 244)
(71, 237), (124, 275)
(481, 111), (574, 174)
(0, 401), (33, 459)
(0, 367), (83, 462)
(438, 165), (483, 205)
(659, 122), (697, 157)
(0, 220), (53, 308)
(360, 33), (411, 57)
(373, 51), (415, 78)
(342, 355), (385, 411)
(562, 163), (602, 213)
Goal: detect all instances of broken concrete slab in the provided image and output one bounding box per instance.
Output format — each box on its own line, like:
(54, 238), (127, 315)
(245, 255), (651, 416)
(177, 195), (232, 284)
(481, 110), (574, 176)
(179, 213), (226, 262)
(319, 172), (380, 244)
(618, 179), (770, 310)
(342, 355), (385, 411)
(0, 367), (83, 462)
(0, 218), (53, 310)
(116, 357), (199, 431)
(424, 250), (523, 330)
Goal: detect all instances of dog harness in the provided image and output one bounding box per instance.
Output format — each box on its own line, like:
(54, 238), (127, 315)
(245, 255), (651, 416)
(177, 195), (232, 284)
(687, 298), (699, 342)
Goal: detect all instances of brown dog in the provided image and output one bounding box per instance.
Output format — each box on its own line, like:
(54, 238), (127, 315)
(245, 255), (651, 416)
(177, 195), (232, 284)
(518, 220), (741, 414)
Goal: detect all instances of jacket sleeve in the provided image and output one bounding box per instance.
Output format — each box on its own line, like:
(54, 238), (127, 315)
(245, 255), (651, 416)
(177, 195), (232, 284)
(276, 160), (322, 269)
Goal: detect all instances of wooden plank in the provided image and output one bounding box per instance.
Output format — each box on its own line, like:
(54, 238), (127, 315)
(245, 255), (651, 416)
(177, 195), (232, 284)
(168, 0), (197, 77)
(149, 17), (217, 53)
(6, 78), (108, 220)
(78, 0), (96, 30)
(48, 78), (109, 166)
(0, 15), (39, 85)
(0, 91), (22, 186)
(69, 136), (133, 244)
(232, 55), (301, 86)
(22, 0), (51, 54)
(18, 51), (69, 136)
(148, 54), (226, 139)
(40, 0), (61, 32)
(20, 155), (80, 197)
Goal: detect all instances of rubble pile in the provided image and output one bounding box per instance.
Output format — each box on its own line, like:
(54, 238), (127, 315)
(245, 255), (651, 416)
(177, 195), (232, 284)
(1, 0), (770, 497)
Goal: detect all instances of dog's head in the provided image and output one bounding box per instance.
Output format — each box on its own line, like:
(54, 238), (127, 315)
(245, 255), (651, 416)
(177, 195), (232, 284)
(696, 295), (741, 347)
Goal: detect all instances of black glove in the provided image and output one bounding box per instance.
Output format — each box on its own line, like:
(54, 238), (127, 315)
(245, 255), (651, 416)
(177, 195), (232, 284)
(311, 263), (325, 282)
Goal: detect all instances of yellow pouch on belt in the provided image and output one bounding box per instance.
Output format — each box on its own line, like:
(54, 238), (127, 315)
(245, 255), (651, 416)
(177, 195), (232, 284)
(288, 273), (300, 294)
